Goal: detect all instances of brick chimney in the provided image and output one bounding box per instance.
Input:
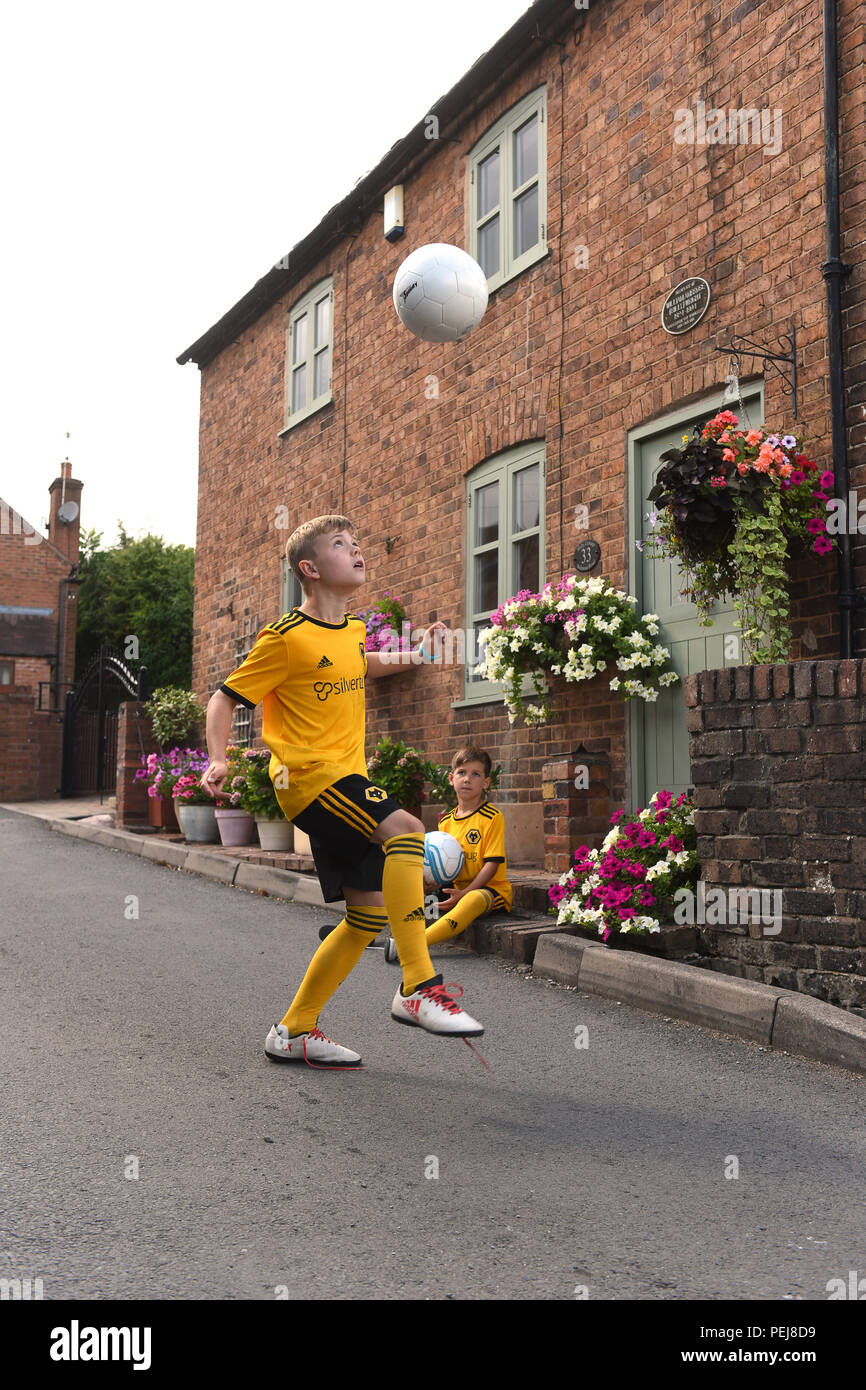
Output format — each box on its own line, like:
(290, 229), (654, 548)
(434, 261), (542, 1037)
(48, 460), (83, 565)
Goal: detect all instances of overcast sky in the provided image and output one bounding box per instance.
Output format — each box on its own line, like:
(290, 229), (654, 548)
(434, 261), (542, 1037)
(1, 0), (532, 553)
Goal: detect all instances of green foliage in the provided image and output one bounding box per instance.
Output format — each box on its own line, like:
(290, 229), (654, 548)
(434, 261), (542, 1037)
(366, 738), (435, 808)
(75, 525), (195, 688)
(426, 761), (502, 809)
(144, 687), (207, 751)
(235, 748), (283, 819)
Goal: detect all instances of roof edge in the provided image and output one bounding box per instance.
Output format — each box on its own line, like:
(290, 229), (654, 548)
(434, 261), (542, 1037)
(176, 0), (574, 370)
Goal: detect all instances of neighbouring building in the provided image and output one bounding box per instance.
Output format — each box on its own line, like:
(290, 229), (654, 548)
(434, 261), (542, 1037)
(177, 0), (864, 873)
(0, 460), (83, 799)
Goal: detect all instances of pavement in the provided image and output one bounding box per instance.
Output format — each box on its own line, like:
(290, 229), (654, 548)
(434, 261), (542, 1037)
(3, 794), (866, 1078)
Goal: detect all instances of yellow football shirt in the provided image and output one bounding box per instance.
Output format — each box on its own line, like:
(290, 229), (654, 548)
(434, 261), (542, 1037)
(219, 608), (370, 822)
(437, 799), (513, 909)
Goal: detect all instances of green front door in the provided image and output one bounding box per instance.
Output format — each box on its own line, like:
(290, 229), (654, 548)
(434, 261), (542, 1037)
(628, 385), (764, 808)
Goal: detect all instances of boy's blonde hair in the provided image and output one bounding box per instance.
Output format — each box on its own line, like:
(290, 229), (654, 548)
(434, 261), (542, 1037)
(285, 515), (356, 594)
(451, 745), (492, 777)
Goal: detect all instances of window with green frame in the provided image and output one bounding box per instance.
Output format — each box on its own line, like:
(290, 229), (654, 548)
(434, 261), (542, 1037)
(282, 278), (334, 430)
(469, 87), (547, 294)
(280, 556), (303, 614)
(459, 443), (545, 706)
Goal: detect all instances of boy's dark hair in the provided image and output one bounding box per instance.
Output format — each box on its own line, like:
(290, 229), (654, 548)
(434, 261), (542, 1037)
(452, 745), (491, 777)
(285, 515), (356, 595)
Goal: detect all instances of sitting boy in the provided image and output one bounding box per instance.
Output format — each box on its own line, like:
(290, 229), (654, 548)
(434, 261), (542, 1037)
(385, 744), (512, 959)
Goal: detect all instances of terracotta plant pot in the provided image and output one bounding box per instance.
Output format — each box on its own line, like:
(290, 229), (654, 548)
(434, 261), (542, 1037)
(147, 795), (179, 832)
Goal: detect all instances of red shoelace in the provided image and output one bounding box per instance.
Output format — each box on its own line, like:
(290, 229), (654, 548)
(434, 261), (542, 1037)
(301, 1026), (364, 1071)
(418, 984), (490, 1070)
(290, 986), (490, 1072)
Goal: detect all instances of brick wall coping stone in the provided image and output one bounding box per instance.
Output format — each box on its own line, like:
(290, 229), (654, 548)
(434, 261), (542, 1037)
(533, 934), (866, 1078)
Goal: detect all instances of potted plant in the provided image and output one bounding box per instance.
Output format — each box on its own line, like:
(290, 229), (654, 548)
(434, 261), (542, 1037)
(548, 790), (698, 942)
(172, 758), (219, 842)
(354, 592), (414, 654)
(134, 747), (205, 831)
(473, 574), (679, 727)
(643, 410), (835, 663)
(238, 747), (293, 851)
(213, 745), (256, 847)
(143, 687), (208, 752)
(366, 737), (436, 817)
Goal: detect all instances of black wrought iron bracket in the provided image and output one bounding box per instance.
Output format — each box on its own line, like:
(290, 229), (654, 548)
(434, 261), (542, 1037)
(715, 321), (798, 418)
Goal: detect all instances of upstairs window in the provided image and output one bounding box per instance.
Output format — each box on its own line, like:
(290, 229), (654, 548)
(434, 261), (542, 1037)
(469, 87), (547, 293)
(284, 278), (333, 429)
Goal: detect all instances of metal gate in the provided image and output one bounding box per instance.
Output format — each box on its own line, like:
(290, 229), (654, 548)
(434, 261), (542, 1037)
(61, 644), (148, 796)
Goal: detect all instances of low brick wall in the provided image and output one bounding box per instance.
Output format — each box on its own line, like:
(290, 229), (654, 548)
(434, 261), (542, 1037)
(0, 687), (64, 799)
(542, 746), (613, 874)
(686, 660), (866, 1013)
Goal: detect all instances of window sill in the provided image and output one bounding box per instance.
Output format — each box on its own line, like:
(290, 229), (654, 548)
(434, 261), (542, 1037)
(484, 245), (550, 298)
(451, 680), (551, 711)
(278, 394), (333, 436)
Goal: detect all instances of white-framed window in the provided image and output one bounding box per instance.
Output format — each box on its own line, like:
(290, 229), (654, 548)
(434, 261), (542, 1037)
(458, 442), (545, 707)
(469, 87), (547, 294)
(282, 277), (333, 430)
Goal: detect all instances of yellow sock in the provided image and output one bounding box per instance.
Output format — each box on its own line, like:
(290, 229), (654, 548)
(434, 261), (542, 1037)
(280, 905), (388, 1035)
(382, 832), (436, 996)
(425, 889), (492, 946)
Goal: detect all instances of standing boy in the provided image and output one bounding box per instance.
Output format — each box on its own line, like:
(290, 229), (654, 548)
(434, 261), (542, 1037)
(199, 514), (484, 1068)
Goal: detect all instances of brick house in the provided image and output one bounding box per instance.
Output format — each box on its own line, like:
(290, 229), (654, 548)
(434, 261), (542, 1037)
(177, 0), (864, 873)
(0, 461), (83, 799)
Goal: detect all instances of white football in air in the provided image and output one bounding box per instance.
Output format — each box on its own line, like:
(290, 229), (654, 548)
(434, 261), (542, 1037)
(392, 243), (488, 344)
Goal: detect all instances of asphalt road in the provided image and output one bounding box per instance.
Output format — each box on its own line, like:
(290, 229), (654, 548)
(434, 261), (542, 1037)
(1, 807), (863, 1301)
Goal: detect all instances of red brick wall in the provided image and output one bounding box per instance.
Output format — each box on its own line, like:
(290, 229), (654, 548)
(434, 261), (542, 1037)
(686, 660), (866, 1012)
(0, 688), (64, 799)
(189, 0), (865, 811)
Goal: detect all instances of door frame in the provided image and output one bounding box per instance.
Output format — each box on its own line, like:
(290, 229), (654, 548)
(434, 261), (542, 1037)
(626, 378), (765, 810)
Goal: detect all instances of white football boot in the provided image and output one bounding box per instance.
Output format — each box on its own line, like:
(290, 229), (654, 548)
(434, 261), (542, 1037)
(264, 1022), (362, 1068)
(390, 975), (484, 1037)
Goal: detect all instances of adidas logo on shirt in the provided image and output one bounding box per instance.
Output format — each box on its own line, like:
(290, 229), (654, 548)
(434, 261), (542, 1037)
(316, 655), (334, 669)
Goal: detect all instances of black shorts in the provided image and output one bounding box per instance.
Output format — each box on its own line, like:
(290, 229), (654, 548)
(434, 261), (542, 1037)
(291, 774), (406, 903)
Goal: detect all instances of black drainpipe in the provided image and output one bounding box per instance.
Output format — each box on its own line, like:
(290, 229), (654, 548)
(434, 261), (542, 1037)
(823, 0), (856, 656)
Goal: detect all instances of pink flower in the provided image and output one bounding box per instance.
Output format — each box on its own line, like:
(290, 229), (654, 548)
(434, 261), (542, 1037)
(820, 471), (834, 489)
